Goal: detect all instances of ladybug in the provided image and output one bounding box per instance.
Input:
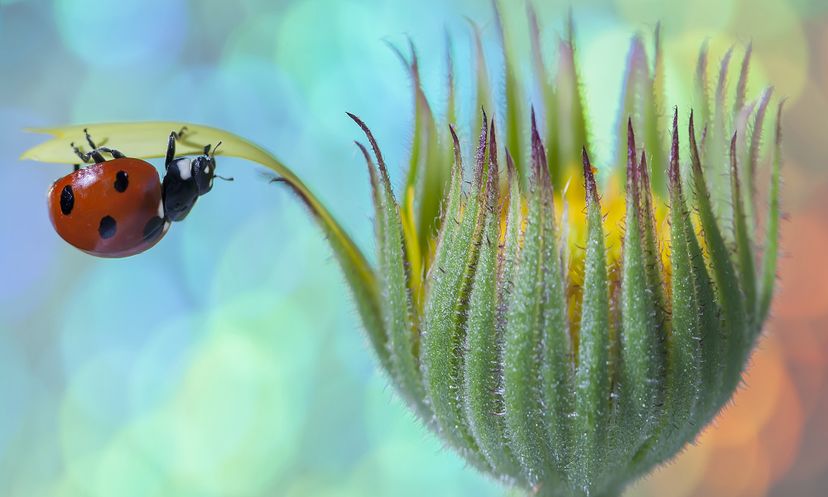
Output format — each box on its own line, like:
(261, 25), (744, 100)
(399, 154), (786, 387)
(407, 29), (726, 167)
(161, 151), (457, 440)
(47, 128), (229, 258)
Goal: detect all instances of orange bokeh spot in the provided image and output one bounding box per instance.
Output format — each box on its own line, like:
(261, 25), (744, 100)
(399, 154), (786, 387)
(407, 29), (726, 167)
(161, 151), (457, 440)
(759, 366), (804, 483)
(701, 437), (769, 497)
(770, 316), (828, 416)
(773, 211), (828, 319)
(690, 334), (806, 496)
(708, 337), (787, 448)
(641, 441), (712, 497)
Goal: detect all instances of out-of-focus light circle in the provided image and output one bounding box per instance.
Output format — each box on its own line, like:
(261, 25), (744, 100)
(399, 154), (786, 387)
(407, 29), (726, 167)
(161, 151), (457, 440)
(43, 477), (90, 497)
(182, 1), (245, 60)
(579, 24), (632, 166)
(71, 68), (166, 122)
(126, 293), (317, 495)
(91, 432), (165, 497)
(771, 316), (828, 416)
(210, 206), (334, 304)
(774, 212), (828, 318)
(172, 162), (276, 303)
(165, 335), (285, 492)
(59, 262), (188, 372)
(783, 84), (828, 180)
(820, 23), (828, 90)
(776, 158), (820, 211)
(787, 385), (828, 482)
(212, 58), (306, 146)
(614, 0), (735, 32)
(739, 446), (772, 497)
(727, 0), (808, 105)
(271, 0), (382, 88)
(362, 373), (424, 447)
(129, 313), (205, 413)
(360, 375), (499, 497)
(0, 334), (32, 460)
(54, 0), (187, 67)
(711, 342), (787, 447)
(270, 0), (409, 135)
(702, 437), (766, 497)
(282, 475), (364, 497)
(221, 12), (281, 62)
(350, 440), (501, 497)
(759, 361), (804, 482)
(152, 59), (305, 150)
(59, 351), (136, 494)
(329, 313), (376, 381)
(0, 109), (61, 316)
(639, 440), (712, 497)
(662, 33), (747, 116)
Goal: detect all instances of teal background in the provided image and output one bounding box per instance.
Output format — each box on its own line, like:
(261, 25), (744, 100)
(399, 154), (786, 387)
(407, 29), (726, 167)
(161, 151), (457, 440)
(2, 0), (828, 496)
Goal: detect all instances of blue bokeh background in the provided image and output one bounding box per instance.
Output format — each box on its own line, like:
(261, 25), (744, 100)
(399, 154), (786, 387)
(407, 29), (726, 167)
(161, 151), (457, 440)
(2, 0), (828, 496)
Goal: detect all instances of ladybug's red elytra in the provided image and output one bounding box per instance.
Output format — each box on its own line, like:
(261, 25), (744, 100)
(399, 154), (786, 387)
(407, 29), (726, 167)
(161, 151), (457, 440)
(47, 128), (230, 258)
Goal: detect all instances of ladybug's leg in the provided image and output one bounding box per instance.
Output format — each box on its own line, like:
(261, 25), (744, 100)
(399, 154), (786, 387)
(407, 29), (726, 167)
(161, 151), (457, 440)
(84, 128), (99, 150)
(82, 129), (125, 160)
(73, 164), (80, 172)
(96, 147), (126, 159)
(165, 132), (176, 167)
(71, 142), (88, 162)
(71, 142), (105, 164)
(165, 127), (188, 168)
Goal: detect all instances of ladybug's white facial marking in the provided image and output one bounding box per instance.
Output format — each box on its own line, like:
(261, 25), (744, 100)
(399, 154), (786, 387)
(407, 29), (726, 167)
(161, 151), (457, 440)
(175, 158), (192, 180)
(157, 199), (165, 219)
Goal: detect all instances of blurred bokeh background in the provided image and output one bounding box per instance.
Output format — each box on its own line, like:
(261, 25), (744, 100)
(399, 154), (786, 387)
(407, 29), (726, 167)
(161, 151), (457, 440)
(1, 0), (826, 496)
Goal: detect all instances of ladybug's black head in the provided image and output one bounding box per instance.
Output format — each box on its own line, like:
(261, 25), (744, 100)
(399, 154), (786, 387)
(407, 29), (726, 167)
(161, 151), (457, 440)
(162, 142), (229, 222)
(191, 142), (220, 195)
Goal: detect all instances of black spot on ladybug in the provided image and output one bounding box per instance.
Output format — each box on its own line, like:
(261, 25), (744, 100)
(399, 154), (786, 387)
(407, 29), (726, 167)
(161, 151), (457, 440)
(60, 185), (74, 215)
(98, 216), (117, 239)
(142, 216), (165, 242)
(114, 171), (129, 192)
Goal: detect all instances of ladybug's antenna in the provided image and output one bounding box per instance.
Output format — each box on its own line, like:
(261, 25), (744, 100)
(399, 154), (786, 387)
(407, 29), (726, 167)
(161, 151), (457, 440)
(215, 174), (234, 182)
(211, 141), (222, 157)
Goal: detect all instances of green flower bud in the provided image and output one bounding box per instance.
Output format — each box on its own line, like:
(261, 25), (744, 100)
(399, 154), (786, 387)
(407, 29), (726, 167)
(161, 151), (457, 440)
(339, 13), (783, 497)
